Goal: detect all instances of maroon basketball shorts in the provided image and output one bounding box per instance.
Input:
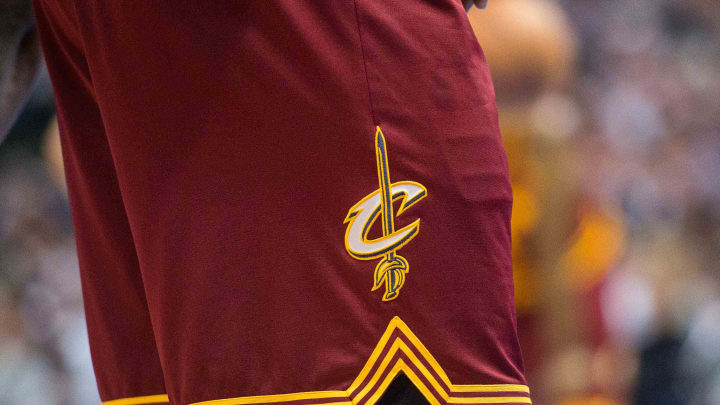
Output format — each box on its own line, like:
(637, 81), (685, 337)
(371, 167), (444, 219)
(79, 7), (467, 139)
(33, 0), (529, 403)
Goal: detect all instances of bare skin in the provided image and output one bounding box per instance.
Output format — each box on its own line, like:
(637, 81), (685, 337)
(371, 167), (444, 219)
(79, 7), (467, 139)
(0, 0), (485, 141)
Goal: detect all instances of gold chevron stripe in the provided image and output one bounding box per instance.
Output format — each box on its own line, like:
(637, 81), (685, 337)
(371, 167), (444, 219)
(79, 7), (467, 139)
(365, 359), (441, 405)
(390, 318), (530, 395)
(346, 319), (399, 395)
(189, 317), (530, 405)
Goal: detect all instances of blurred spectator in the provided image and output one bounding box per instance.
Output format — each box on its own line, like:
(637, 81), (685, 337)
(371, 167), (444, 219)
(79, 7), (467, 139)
(471, 0), (720, 403)
(0, 71), (99, 405)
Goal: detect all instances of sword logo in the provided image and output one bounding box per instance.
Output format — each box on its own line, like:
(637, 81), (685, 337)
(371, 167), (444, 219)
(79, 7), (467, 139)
(343, 127), (428, 301)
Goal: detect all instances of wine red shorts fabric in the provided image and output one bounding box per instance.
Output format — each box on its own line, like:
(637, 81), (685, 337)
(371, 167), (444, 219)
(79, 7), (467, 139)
(32, 0), (528, 404)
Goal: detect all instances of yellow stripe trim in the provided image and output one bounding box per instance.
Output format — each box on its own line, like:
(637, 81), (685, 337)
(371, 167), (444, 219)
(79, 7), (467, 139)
(102, 394), (169, 405)
(452, 384), (531, 393)
(448, 397), (532, 404)
(191, 391), (348, 405)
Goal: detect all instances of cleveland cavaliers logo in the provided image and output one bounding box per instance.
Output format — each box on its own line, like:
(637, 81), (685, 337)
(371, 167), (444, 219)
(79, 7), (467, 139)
(344, 127), (427, 301)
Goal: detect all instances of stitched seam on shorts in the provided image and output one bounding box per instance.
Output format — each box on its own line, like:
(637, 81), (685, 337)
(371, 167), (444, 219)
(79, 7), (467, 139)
(352, 0), (379, 126)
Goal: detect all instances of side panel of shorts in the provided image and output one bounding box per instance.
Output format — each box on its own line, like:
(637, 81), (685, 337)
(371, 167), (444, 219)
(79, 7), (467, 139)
(32, 0), (168, 403)
(354, 0), (523, 385)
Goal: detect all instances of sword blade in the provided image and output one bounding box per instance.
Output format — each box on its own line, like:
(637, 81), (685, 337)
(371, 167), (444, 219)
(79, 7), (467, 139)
(375, 127), (395, 261)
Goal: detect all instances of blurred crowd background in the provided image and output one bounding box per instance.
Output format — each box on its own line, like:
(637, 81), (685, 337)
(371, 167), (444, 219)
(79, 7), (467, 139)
(1, 0), (719, 404)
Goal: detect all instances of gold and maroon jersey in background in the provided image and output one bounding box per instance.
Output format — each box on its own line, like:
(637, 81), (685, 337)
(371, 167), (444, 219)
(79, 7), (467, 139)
(32, 0), (528, 403)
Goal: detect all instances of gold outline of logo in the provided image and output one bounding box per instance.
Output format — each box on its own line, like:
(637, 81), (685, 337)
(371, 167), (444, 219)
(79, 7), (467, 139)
(343, 127), (428, 301)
